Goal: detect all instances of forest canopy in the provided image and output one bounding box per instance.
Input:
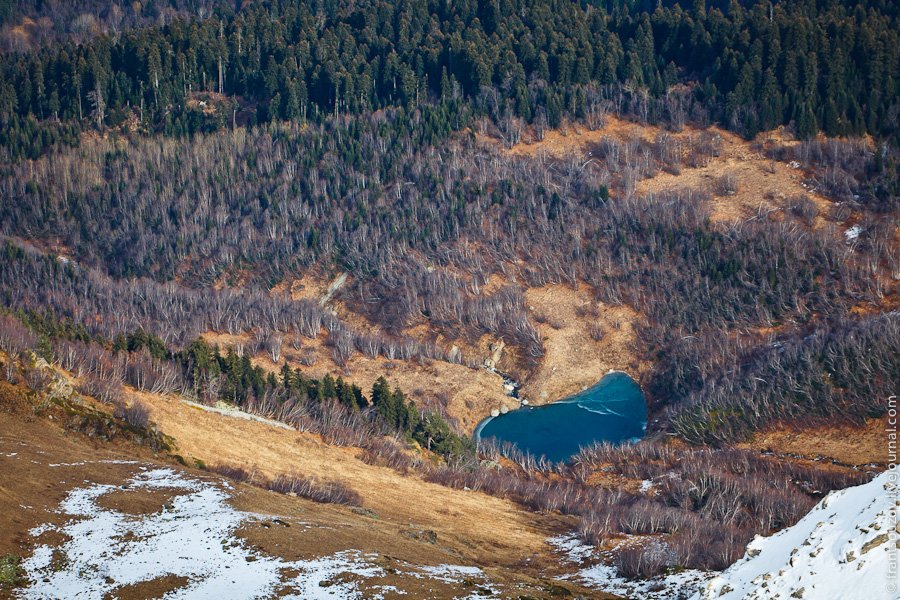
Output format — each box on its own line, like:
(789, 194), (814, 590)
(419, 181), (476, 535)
(0, 0), (898, 159)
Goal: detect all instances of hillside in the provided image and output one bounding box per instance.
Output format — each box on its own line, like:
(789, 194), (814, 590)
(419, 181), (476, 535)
(1, 345), (890, 599)
(1, 0), (898, 597)
(0, 335), (887, 598)
(0, 377), (609, 599)
(0, 114), (896, 596)
(695, 470), (897, 600)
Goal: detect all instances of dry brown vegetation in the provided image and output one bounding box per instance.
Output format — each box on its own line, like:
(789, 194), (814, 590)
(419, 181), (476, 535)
(0, 378), (610, 599)
(132, 387), (551, 559)
(504, 116), (839, 226)
(521, 283), (644, 404)
(737, 417), (890, 467)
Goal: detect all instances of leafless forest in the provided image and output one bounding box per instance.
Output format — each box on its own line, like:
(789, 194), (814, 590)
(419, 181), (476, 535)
(1, 108), (896, 441)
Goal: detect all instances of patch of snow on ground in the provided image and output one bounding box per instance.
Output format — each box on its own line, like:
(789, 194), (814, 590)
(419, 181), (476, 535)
(548, 533), (595, 563)
(407, 563), (497, 598)
(693, 470), (897, 600)
(181, 398), (296, 431)
(278, 551), (387, 599)
(548, 534), (713, 599)
(845, 225), (863, 241)
(415, 564), (485, 583)
(18, 467), (394, 599)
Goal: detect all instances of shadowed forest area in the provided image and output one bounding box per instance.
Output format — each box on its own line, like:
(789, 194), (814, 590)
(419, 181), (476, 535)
(1, 111), (896, 442)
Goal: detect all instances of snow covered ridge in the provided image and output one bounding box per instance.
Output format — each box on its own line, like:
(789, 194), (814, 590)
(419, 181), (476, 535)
(694, 470), (898, 600)
(19, 466), (492, 599)
(550, 471), (897, 600)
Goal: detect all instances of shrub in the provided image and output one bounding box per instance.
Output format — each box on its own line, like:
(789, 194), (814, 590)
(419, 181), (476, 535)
(0, 359), (17, 383)
(0, 554), (24, 588)
(713, 172), (738, 196)
(615, 540), (671, 579)
(114, 399), (150, 429)
(267, 473), (362, 506)
(359, 437), (418, 473)
(77, 372), (124, 405)
(23, 365), (50, 393)
(207, 463), (256, 484)
(788, 194), (819, 225)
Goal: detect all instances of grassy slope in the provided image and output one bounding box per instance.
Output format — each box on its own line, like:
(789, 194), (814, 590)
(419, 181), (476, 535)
(0, 379), (611, 599)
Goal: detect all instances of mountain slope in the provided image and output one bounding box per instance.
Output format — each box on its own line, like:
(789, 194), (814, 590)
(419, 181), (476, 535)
(695, 470), (897, 600)
(0, 378), (609, 599)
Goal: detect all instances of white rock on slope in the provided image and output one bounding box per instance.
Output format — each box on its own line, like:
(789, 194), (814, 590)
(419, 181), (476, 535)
(694, 470), (899, 600)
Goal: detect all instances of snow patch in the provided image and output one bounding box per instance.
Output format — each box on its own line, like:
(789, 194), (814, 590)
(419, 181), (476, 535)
(693, 470), (897, 600)
(548, 534), (712, 599)
(19, 466), (496, 599)
(181, 398), (296, 431)
(415, 564), (485, 583)
(19, 468), (390, 599)
(845, 225), (863, 242)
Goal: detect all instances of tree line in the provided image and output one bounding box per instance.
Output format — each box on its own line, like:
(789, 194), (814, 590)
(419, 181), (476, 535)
(0, 309), (472, 461)
(1, 0), (897, 159)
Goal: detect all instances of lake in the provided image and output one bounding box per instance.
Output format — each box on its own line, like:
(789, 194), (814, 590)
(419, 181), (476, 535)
(475, 372), (647, 463)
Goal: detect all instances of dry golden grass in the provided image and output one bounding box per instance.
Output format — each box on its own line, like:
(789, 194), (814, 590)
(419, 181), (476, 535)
(95, 487), (191, 516)
(506, 117), (657, 157)
(737, 417), (890, 467)
(637, 127), (834, 226)
(520, 283), (645, 405)
(504, 117), (838, 226)
(110, 575), (192, 600)
(0, 381), (612, 598)
(133, 387), (559, 568)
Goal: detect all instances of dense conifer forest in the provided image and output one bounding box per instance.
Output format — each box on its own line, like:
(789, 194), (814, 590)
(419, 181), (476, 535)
(0, 0), (897, 159)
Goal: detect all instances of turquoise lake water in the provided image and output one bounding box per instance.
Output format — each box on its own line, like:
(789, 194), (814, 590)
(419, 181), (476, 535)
(475, 372), (647, 463)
